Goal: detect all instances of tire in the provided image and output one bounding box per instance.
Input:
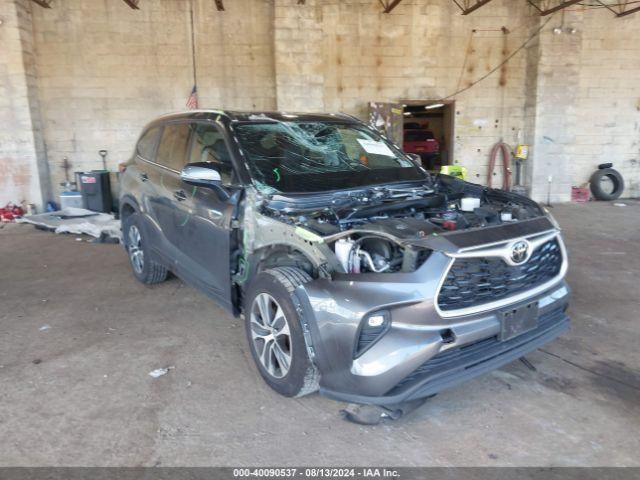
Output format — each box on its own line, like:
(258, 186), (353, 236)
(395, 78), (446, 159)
(244, 267), (319, 397)
(122, 213), (168, 284)
(590, 168), (624, 201)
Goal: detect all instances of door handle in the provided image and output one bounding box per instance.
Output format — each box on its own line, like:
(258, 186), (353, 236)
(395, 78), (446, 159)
(139, 173), (148, 182)
(173, 190), (187, 201)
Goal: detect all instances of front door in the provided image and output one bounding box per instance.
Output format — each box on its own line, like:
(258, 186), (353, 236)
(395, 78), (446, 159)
(172, 122), (237, 307)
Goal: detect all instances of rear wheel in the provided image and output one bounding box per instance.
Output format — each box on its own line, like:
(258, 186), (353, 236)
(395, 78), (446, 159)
(244, 267), (319, 397)
(123, 213), (168, 284)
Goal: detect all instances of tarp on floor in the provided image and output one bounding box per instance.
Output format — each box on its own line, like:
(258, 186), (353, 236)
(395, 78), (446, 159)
(17, 207), (122, 243)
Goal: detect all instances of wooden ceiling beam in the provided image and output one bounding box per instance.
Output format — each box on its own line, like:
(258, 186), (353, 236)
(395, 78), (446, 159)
(460, 0), (495, 15)
(381, 0), (403, 13)
(214, 0), (224, 11)
(122, 0), (140, 9)
(30, 0), (52, 8)
(539, 0), (583, 16)
(617, 4), (640, 16)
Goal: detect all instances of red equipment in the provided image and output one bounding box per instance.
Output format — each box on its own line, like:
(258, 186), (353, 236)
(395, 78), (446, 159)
(0, 203), (25, 222)
(403, 129), (440, 157)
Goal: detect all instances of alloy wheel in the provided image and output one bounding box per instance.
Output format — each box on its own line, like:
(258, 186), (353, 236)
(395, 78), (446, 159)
(128, 225), (144, 274)
(249, 293), (292, 379)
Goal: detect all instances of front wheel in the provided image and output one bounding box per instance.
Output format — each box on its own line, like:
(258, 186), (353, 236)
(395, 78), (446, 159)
(244, 267), (319, 397)
(122, 213), (168, 285)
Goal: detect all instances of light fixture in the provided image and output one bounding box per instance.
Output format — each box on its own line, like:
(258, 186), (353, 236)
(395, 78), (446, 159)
(403, 112), (412, 116)
(566, 27), (577, 34)
(424, 103), (444, 110)
(553, 27), (563, 35)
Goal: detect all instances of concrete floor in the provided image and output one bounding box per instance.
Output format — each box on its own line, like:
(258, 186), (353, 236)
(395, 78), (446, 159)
(1, 201), (639, 467)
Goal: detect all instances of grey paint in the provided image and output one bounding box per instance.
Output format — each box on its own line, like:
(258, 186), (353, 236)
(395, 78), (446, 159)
(119, 110), (571, 405)
(295, 253), (569, 402)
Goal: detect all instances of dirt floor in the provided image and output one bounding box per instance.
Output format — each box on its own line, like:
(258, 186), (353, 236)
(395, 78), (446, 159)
(0, 201), (639, 467)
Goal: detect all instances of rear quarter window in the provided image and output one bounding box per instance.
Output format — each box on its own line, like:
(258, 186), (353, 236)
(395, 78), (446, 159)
(136, 127), (161, 160)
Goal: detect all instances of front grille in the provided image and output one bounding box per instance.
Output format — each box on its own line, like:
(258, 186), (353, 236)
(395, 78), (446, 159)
(438, 238), (562, 312)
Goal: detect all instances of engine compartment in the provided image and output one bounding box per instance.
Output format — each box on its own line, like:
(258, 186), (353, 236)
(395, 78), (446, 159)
(258, 175), (545, 274)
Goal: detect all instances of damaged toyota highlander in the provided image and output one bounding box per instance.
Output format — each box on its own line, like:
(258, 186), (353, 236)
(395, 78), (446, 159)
(119, 111), (570, 406)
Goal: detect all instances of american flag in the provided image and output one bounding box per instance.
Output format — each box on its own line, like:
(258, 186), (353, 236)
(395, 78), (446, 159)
(186, 85), (198, 110)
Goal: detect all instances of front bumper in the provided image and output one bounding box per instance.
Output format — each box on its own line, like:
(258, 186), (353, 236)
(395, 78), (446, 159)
(294, 233), (570, 405)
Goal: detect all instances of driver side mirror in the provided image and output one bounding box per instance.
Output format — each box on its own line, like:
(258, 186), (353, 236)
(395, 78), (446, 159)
(180, 162), (229, 201)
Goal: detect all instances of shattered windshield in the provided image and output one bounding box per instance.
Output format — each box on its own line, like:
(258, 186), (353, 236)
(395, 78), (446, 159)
(234, 121), (426, 193)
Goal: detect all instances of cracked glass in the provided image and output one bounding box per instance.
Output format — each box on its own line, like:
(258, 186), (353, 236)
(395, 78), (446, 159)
(234, 121), (425, 193)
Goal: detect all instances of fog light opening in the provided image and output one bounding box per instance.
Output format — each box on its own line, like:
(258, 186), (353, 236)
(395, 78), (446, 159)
(367, 314), (386, 328)
(440, 328), (456, 344)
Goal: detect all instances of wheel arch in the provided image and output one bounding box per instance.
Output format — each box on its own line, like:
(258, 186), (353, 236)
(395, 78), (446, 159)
(246, 244), (319, 280)
(234, 244), (321, 314)
(119, 195), (140, 222)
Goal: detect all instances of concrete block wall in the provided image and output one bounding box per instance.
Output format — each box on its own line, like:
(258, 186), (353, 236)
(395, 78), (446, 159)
(1, 0), (639, 207)
(273, 0), (536, 191)
(28, 0), (276, 195)
(572, 11), (640, 197)
(0, 0), (49, 208)
(526, 11), (583, 203)
(194, 0), (276, 110)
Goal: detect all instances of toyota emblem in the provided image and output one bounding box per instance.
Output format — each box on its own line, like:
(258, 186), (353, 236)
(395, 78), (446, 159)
(511, 240), (529, 264)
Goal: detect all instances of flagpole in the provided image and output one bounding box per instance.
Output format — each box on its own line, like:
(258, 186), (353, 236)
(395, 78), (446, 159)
(189, 0), (197, 90)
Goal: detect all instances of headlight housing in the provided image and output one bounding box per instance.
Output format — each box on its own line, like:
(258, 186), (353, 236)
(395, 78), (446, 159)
(543, 207), (561, 230)
(333, 236), (430, 274)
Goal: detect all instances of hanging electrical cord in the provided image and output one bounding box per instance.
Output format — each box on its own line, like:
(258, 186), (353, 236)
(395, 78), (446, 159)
(438, 15), (555, 101)
(488, 142), (512, 190)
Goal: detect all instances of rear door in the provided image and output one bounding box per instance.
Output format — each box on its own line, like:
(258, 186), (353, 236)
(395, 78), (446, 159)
(147, 122), (192, 260)
(131, 126), (163, 252)
(172, 122), (237, 307)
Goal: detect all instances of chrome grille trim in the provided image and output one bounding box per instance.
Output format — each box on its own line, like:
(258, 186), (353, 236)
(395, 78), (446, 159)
(434, 231), (568, 318)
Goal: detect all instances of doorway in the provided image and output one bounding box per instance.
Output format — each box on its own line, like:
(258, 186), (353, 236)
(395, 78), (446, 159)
(367, 101), (455, 172)
(401, 101), (454, 172)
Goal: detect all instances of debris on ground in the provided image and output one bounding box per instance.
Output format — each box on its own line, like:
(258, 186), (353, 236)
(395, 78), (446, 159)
(17, 207), (121, 243)
(149, 366), (175, 378)
(614, 203), (627, 207)
(340, 398), (429, 425)
(39, 324), (51, 331)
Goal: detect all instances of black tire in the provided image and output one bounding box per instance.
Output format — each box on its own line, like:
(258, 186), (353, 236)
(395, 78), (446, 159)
(244, 267), (319, 398)
(122, 213), (168, 284)
(590, 168), (624, 201)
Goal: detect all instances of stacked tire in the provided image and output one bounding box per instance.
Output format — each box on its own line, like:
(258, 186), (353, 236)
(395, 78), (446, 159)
(590, 165), (624, 201)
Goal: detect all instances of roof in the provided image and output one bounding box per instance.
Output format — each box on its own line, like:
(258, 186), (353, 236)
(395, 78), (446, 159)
(153, 110), (359, 124)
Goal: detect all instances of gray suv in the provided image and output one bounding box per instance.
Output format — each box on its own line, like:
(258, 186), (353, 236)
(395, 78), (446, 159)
(119, 110), (570, 405)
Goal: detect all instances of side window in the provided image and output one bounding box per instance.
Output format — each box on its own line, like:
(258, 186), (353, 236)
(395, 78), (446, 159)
(136, 127), (161, 160)
(156, 124), (191, 171)
(189, 123), (234, 185)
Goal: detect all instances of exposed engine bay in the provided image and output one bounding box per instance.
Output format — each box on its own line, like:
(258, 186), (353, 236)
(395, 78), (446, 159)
(256, 175), (546, 275)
